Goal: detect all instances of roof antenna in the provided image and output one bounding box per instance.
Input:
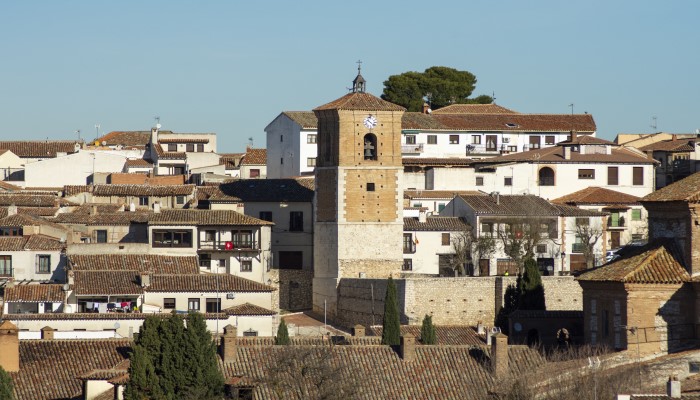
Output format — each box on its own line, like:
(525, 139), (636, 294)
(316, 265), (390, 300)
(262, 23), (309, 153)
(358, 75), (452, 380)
(650, 116), (657, 131)
(75, 129), (81, 141)
(154, 115), (161, 129)
(492, 91), (496, 104)
(248, 137), (254, 149)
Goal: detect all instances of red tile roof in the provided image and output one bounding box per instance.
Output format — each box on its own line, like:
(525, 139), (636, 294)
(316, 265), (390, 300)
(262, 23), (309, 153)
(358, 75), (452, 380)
(73, 271), (143, 295)
(402, 112), (596, 132)
(642, 171), (700, 202)
(148, 274), (274, 293)
(282, 111), (318, 129)
(0, 140), (81, 158)
(473, 144), (653, 165)
(218, 179), (314, 203)
(431, 104), (519, 114)
(123, 158), (153, 168)
(51, 210), (152, 225)
(552, 187), (642, 205)
(240, 148), (267, 165)
(366, 325), (485, 345)
(4, 284), (65, 302)
(639, 138), (697, 152)
(158, 138), (209, 144)
(68, 254), (200, 274)
(458, 194), (561, 216)
(314, 92), (406, 112)
(96, 131), (151, 147)
(223, 302), (276, 316)
(403, 216), (471, 231)
(0, 194), (66, 207)
(149, 209), (272, 226)
(92, 184), (195, 197)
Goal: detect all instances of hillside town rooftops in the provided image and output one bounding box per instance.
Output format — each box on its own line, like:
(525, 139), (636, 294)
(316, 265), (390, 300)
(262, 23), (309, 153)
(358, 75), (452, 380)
(67, 254), (200, 274)
(314, 91), (406, 112)
(642, 171), (700, 202)
(95, 131), (152, 147)
(281, 111), (319, 129)
(473, 144), (654, 165)
(431, 103), (518, 114)
(0, 140), (82, 158)
(402, 112), (596, 132)
(4, 284), (65, 302)
(218, 179), (314, 203)
(149, 209), (273, 226)
(240, 148), (267, 165)
(404, 190), (483, 200)
(552, 187), (642, 205)
(403, 216), (470, 231)
(458, 194), (560, 216)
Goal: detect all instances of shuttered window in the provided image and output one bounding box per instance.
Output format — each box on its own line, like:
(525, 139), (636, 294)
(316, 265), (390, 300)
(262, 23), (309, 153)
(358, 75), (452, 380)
(633, 167), (643, 185)
(608, 167), (618, 185)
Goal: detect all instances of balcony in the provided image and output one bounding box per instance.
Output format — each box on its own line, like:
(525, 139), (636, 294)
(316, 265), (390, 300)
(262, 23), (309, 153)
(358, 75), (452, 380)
(607, 218), (626, 229)
(199, 240), (259, 252)
(402, 144), (424, 154)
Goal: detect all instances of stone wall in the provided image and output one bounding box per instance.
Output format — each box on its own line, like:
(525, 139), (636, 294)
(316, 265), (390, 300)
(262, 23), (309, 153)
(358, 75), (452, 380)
(269, 269), (314, 311)
(336, 276), (582, 328)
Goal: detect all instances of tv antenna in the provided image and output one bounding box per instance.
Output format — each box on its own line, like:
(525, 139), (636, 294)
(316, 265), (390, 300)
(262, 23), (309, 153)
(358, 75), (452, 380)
(492, 91), (496, 104)
(75, 129), (81, 141)
(650, 116), (657, 131)
(94, 124), (100, 140)
(154, 116), (161, 129)
(248, 137), (254, 148)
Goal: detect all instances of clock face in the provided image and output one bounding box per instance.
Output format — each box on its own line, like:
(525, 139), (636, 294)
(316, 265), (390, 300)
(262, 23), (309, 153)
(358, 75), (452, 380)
(363, 115), (377, 129)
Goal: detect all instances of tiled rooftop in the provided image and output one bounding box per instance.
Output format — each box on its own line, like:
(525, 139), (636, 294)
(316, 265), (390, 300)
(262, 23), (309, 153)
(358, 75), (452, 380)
(458, 194), (561, 216)
(223, 302), (276, 316)
(402, 112), (596, 132)
(473, 144), (653, 165)
(282, 111), (318, 129)
(240, 148), (267, 165)
(0, 194), (67, 207)
(218, 179), (314, 203)
(67, 254), (200, 274)
(149, 209), (272, 226)
(4, 284), (65, 302)
(404, 190), (483, 199)
(96, 131), (152, 147)
(314, 92), (406, 112)
(0, 140), (81, 158)
(52, 210), (152, 225)
(92, 184), (195, 197)
(552, 187), (642, 205)
(147, 274), (274, 293)
(553, 204), (609, 217)
(403, 216), (471, 231)
(402, 157), (475, 166)
(431, 103), (518, 114)
(366, 325), (485, 346)
(73, 271), (143, 296)
(642, 171), (700, 202)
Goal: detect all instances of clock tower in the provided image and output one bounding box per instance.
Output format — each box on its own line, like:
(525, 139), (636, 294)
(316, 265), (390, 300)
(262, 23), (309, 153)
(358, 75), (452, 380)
(312, 68), (406, 320)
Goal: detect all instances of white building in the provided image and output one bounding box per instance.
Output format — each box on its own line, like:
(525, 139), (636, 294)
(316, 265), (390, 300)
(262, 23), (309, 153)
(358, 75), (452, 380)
(265, 112), (318, 178)
(402, 213), (471, 275)
(0, 235), (66, 282)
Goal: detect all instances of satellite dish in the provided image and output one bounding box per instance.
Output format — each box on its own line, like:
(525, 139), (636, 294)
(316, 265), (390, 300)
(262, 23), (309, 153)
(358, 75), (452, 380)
(114, 322), (121, 330)
(62, 283), (70, 291)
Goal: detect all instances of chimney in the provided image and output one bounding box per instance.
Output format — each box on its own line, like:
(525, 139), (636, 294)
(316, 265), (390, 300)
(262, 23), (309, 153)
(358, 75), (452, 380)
(563, 145), (571, 160)
(90, 205), (98, 216)
(41, 326), (55, 340)
(672, 134), (678, 141)
(7, 204), (17, 216)
(129, 202), (135, 212)
(67, 270), (75, 285)
(153, 201), (161, 214)
(150, 126), (159, 146)
(353, 325), (365, 337)
(418, 209), (427, 223)
(140, 273), (150, 288)
(422, 103), (431, 114)
(570, 131), (578, 142)
(490, 332), (508, 377)
(399, 333), (416, 361)
(220, 324), (238, 363)
(667, 375), (681, 398)
(0, 320), (19, 372)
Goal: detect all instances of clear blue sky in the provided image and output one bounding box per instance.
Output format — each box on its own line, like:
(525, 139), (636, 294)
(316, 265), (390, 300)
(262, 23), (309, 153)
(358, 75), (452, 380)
(1, 1), (698, 153)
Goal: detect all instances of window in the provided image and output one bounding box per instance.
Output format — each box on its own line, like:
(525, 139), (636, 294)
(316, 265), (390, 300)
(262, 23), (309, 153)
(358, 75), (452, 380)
(539, 167), (555, 186)
(471, 135), (481, 145)
(0, 227), (21, 236)
(307, 157), (316, 167)
(250, 169), (260, 178)
(366, 183), (375, 191)
(36, 255), (51, 274)
(427, 135), (437, 144)
(176, 196), (185, 205)
(188, 298), (200, 312)
(44, 302), (53, 313)
(240, 259), (252, 272)
(631, 209), (642, 221)
(259, 211), (273, 222)
(204, 230), (217, 242)
(403, 233), (415, 254)
(196, 144), (204, 152)
(608, 167), (619, 185)
(576, 217), (589, 226)
(449, 135), (460, 144)
(0, 255), (12, 276)
(307, 134), (317, 144)
(536, 244), (547, 254)
(545, 136), (555, 145)
(232, 230), (253, 248)
(481, 223), (493, 237)
(278, 251), (303, 269)
(164, 298), (176, 309)
(152, 229), (193, 247)
(243, 329), (258, 337)
(405, 135), (416, 145)
(504, 177), (513, 186)
(578, 169), (595, 179)
(529, 136), (541, 149)
(403, 259), (413, 271)
(218, 259), (227, 268)
(363, 133), (377, 160)
(633, 167), (644, 185)
(476, 177), (484, 186)
(289, 211), (303, 232)
(186, 143), (195, 152)
(280, 135), (284, 142)
(199, 254), (211, 269)
(280, 158), (284, 165)
(441, 233), (450, 246)
(508, 146), (517, 152)
(139, 196), (148, 206)
(96, 230), (108, 243)
(167, 143), (177, 152)
(206, 298), (221, 313)
(174, 166), (185, 175)
(485, 135), (497, 151)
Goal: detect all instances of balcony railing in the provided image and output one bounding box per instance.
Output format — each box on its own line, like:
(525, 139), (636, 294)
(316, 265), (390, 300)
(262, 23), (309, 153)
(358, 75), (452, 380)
(402, 144), (424, 154)
(607, 218), (626, 228)
(403, 244), (416, 254)
(199, 240), (259, 251)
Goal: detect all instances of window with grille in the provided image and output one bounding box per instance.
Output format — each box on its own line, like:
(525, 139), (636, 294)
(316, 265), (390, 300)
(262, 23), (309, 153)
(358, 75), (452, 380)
(449, 135), (460, 144)
(36, 255), (51, 274)
(402, 259), (413, 271)
(241, 259), (252, 272)
(578, 169), (595, 179)
(441, 233), (450, 246)
(164, 298), (176, 309)
(427, 135), (437, 144)
(405, 135), (416, 145)
(307, 134), (317, 144)
(188, 298), (200, 311)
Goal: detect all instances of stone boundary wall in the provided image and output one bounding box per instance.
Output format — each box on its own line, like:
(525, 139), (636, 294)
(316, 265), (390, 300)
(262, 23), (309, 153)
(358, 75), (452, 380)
(269, 269), (314, 311)
(336, 276), (582, 328)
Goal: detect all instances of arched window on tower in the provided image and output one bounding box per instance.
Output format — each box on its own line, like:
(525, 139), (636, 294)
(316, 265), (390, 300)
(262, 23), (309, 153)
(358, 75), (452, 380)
(364, 133), (377, 160)
(539, 167), (555, 186)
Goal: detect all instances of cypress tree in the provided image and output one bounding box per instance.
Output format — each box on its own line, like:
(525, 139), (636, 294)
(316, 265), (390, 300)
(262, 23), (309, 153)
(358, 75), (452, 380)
(420, 314), (437, 345)
(124, 345), (162, 400)
(159, 313), (187, 399)
(182, 312), (224, 400)
(381, 276), (401, 346)
(0, 366), (13, 400)
(520, 258), (546, 310)
(275, 319), (290, 345)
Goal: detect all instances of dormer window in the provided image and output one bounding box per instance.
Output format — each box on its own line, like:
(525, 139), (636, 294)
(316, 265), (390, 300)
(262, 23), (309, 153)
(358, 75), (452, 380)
(505, 123), (518, 128)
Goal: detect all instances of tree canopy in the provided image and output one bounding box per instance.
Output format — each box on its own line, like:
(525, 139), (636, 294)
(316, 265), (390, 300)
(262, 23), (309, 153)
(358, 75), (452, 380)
(275, 319), (290, 345)
(520, 258), (546, 310)
(381, 66), (492, 111)
(0, 366), (14, 400)
(420, 315), (437, 345)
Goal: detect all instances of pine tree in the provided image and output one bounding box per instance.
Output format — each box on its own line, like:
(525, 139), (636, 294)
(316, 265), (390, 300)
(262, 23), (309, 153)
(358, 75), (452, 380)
(420, 314), (437, 345)
(0, 366), (13, 400)
(520, 257), (546, 310)
(124, 345), (162, 400)
(275, 319), (290, 345)
(182, 312), (224, 400)
(381, 276), (401, 345)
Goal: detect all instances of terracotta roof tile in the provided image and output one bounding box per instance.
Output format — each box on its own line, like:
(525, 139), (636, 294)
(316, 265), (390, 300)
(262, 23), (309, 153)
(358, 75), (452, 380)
(220, 153), (244, 169)
(149, 209), (272, 226)
(642, 171), (700, 202)
(639, 138), (697, 152)
(0, 140), (81, 158)
(558, 135), (615, 145)
(218, 179), (314, 203)
(431, 104), (519, 114)
(23, 234), (65, 250)
(367, 325), (485, 345)
(197, 185), (242, 202)
(0, 194), (64, 207)
(0, 237), (30, 251)
(9, 340), (130, 400)
(240, 148), (267, 165)
(73, 271), (143, 295)
(68, 254), (200, 274)
(552, 187), (642, 205)
(158, 138), (209, 144)
(402, 157), (475, 166)
(223, 302), (276, 316)
(282, 111), (318, 129)
(96, 131), (152, 147)
(148, 274), (274, 293)
(314, 92), (406, 112)
(552, 204), (608, 217)
(63, 185), (93, 196)
(4, 284), (65, 302)
(403, 216), (471, 231)
(404, 190), (483, 199)
(92, 184), (195, 197)
(52, 210), (152, 225)
(124, 158), (153, 168)
(577, 241), (690, 284)
(402, 112), (596, 132)
(0, 214), (69, 231)
(458, 194), (560, 216)
(473, 144), (653, 165)
(0, 181), (21, 191)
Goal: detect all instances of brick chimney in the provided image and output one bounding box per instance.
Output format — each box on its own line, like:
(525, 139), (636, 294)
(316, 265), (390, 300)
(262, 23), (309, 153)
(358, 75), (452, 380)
(220, 324), (237, 363)
(41, 326), (55, 340)
(667, 375), (681, 398)
(7, 204), (17, 216)
(0, 320), (19, 372)
(139, 273), (150, 288)
(353, 325), (365, 337)
(153, 201), (161, 214)
(490, 332), (508, 377)
(422, 103), (431, 114)
(90, 205), (98, 216)
(399, 333), (416, 361)
(418, 209), (427, 223)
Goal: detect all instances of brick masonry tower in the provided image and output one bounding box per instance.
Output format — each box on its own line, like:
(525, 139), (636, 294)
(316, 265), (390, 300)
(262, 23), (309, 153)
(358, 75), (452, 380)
(312, 68), (406, 319)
